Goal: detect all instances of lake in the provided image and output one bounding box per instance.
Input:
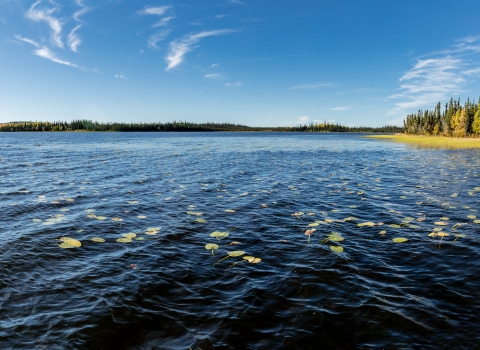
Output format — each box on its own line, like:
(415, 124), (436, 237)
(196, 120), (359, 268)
(0, 132), (479, 349)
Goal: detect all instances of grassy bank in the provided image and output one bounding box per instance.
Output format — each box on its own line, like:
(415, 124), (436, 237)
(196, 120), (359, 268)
(366, 134), (480, 149)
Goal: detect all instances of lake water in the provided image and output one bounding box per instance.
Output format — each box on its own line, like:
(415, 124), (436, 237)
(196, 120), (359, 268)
(0, 132), (479, 349)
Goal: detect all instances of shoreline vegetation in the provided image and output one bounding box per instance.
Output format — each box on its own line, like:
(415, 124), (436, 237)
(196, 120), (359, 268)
(0, 120), (401, 133)
(366, 134), (480, 149)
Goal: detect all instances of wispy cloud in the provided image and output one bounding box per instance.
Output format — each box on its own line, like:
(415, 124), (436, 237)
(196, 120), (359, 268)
(329, 106), (351, 111)
(153, 16), (175, 28)
(291, 82), (332, 90)
(228, 0), (247, 6)
(224, 81), (242, 87)
(148, 29), (170, 49)
(73, 0), (91, 23)
(296, 115), (310, 124)
(337, 88), (384, 95)
(14, 34), (40, 47)
(165, 29), (235, 71)
(15, 34), (81, 69)
(34, 47), (78, 67)
(27, 0), (63, 48)
(114, 72), (127, 79)
(388, 35), (480, 117)
(204, 73), (222, 80)
(138, 6), (171, 16)
(68, 25), (81, 52)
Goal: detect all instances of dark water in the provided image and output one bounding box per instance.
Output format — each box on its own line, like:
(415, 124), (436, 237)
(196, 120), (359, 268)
(0, 132), (479, 349)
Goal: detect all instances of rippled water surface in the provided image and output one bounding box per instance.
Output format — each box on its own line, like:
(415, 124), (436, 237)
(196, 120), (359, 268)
(1, 132), (480, 349)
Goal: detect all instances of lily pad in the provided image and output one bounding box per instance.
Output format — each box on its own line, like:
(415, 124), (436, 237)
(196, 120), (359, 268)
(434, 222), (448, 226)
(196, 219), (207, 223)
(437, 232), (449, 237)
(467, 215), (476, 219)
(116, 238), (132, 243)
(225, 209), (236, 213)
(91, 237), (105, 243)
(210, 231), (229, 240)
(330, 246), (344, 253)
(122, 233), (137, 239)
(205, 243), (219, 255)
(228, 251), (245, 257)
(59, 237), (81, 247)
(32, 218), (42, 223)
(392, 237), (408, 243)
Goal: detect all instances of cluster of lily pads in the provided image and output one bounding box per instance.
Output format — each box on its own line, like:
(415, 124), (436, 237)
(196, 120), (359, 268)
(205, 230), (261, 268)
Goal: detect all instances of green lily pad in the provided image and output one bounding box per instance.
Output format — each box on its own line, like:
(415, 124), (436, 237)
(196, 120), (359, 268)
(196, 219), (207, 223)
(330, 246), (344, 253)
(117, 238), (132, 243)
(210, 231), (229, 240)
(122, 233), (136, 239)
(59, 237), (81, 247)
(467, 215), (476, 219)
(392, 237), (408, 243)
(135, 237), (145, 241)
(228, 251), (245, 257)
(205, 243), (219, 250)
(91, 237), (105, 242)
(388, 224), (401, 228)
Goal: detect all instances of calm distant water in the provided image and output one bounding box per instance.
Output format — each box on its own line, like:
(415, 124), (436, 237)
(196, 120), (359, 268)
(0, 132), (479, 349)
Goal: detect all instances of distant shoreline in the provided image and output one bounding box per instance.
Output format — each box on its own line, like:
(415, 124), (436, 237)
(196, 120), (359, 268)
(0, 120), (402, 133)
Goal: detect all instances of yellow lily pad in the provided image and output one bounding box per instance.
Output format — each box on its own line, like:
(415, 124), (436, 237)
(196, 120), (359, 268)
(330, 246), (344, 253)
(116, 238), (132, 243)
(91, 237), (105, 242)
(392, 237), (408, 243)
(59, 237), (81, 247)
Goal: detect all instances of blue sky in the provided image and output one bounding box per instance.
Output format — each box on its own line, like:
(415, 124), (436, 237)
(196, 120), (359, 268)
(2, 0), (480, 126)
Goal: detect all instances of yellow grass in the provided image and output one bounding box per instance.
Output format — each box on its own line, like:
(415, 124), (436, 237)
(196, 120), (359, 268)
(366, 134), (480, 149)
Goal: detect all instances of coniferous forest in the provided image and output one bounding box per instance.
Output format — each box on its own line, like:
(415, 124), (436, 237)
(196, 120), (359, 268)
(0, 120), (402, 133)
(404, 97), (480, 137)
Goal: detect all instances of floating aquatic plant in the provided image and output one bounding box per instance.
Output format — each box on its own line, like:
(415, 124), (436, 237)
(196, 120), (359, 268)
(122, 233), (136, 239)
(145, 227), (161, 235)
(117, 238), (132, 243)
(322, 232), (344, 244)
(58, 237), (81, 248)
(205, 243), (219, 256)
(196, 218), (207, 223)
(214, 250), (245, 266)
(225, 209), (235, 213)
(91, 237), (105, 243)
(392, 237), (408, 243)
(330, 246), (344, 253)
(210, 231), (229, 241)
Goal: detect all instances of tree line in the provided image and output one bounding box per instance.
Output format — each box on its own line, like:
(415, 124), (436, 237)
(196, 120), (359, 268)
(404, 97), (480, 137)
(0, 120), (402, 133)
